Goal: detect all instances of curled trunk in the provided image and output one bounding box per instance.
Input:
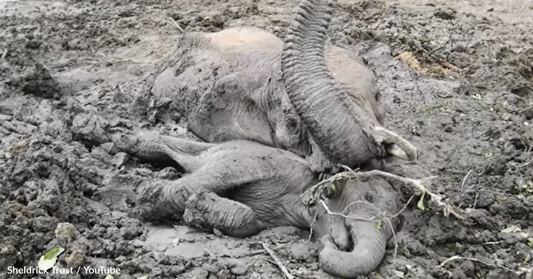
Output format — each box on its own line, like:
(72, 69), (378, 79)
(281, 0), (418, 167)
(281, 0), (384, 167)
(319, 221), (386, 278)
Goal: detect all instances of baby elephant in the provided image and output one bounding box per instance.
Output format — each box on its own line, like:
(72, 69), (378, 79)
(115, 133), (401, 278)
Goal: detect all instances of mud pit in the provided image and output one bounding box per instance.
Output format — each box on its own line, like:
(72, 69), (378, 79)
(1, 0), (533, 278)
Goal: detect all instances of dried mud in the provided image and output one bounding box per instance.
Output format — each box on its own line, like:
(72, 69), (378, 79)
(1, 0), (532, 278)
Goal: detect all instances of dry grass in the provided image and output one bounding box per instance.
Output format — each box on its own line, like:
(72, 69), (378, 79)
(396, 51), (457, 78)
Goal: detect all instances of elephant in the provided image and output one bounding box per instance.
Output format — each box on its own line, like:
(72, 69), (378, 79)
(150, 0), (418, 173)
(104, 132), (403, 278)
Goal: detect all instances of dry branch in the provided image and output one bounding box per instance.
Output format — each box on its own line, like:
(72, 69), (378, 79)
(304, 167), (465, 220)
(262, 242), (294, 279)
(167, 17), (184, 33)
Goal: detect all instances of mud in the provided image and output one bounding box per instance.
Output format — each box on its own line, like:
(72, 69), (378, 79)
(1, 0), (532, 278)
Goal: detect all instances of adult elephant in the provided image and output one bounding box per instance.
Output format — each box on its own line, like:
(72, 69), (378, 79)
(151, 0), (418, 172)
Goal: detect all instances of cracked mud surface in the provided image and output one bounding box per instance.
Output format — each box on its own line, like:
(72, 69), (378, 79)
(1, 0), (532, 278)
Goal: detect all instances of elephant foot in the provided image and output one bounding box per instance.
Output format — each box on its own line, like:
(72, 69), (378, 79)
(134, 181), (180, 222)
(135, 200), (165, 222)
(183, 189), (264, 238)
(183, 190), (215, 232)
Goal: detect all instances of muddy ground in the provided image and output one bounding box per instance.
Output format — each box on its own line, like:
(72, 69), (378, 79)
(1, 0), (532, 278)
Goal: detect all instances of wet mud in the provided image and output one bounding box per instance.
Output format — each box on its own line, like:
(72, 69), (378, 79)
(0, 0), (532, 278)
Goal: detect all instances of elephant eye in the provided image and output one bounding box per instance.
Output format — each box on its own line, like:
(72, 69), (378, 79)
(374, 91), (382, 102)
(323, 182), (338, 199)
(286, 116), (300, 133)
(364, 192), (374, 203)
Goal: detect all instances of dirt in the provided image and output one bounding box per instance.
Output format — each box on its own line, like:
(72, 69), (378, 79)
(0, 0), (532, 278)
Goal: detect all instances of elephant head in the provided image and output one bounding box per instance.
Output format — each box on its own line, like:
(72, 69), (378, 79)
(281, 0), (417, 169)
(312, 176), (401, 277)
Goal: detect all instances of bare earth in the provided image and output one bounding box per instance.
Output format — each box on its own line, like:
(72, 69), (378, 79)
(0, 0), (532, 278)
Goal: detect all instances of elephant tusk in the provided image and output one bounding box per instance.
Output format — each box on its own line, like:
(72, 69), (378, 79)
(374, 126), (418, 161)
(385, 143), (409, 161)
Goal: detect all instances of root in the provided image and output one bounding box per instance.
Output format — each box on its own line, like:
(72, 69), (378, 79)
(304, 166), (465, 220)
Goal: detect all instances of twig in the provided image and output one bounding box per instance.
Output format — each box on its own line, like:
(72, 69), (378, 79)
(248, 249), (268, 256)
(385, 218), (398, 258)
(308, 209), (318, 242)
(304, 169), (465, 220)
(320, 200), (380, 222)
(340, 164), (360, 175)
(472, 192), (480, 209)
(439, 255), (531, 275)
(460, 169), (473, 193)
(262, 242), (294, 279)
(167, 17), (184, 33)
(1, 49), (7, 59)
(481, 241), (503, 245)
(306, 185), (325, 241)
(427, 46), (445, 57)
(339, 193), (415, 221)
(514, 159), (533, 169)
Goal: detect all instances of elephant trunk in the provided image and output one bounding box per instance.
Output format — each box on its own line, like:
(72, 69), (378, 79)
(281, 0), (417, 167)
(319, 221), (387, 278)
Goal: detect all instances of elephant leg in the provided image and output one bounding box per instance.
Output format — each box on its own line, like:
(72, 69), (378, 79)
(136, 153), (278, 223)
(183, 189), (263, 238)
(114, 134), (213, 173)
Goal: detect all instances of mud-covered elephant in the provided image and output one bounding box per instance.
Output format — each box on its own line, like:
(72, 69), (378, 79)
(151, 0), (418, 172)
(105, 132), (402, 278)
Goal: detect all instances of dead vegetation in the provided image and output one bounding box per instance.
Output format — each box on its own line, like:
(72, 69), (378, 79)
(396, 51), (457, 78)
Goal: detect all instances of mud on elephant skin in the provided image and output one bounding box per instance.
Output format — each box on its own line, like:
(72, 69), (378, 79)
(90, 131), (402, 278)
(150, 0), (418, 173)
